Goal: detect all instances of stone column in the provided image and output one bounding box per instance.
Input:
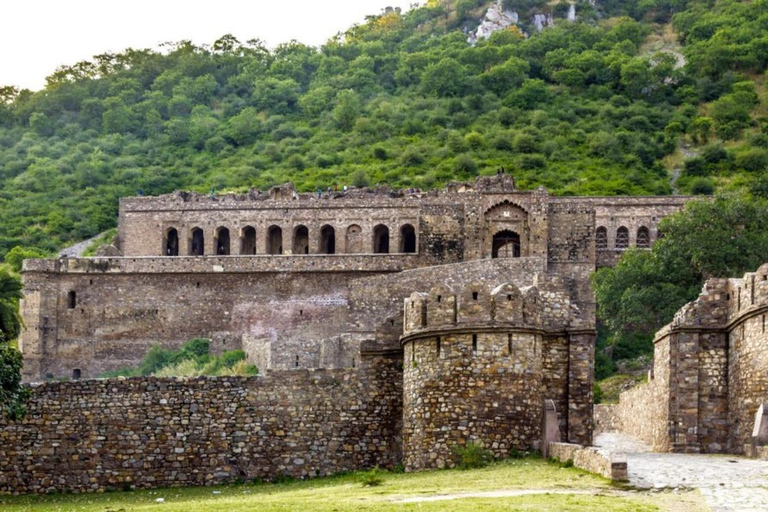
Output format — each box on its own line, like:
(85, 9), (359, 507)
(567, 332), (595, 445)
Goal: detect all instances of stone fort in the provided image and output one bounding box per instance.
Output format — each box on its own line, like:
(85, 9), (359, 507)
(2, 174), (700, 492)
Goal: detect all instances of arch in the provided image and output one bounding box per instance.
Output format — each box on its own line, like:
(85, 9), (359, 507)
(636, 226), (650, 248)
(484, 199), (528, 218)
(373, 224), (390, 254)
(492, 230), (520, 258)
(293, 225), (309, 254)
(345, 224), (363, 254)
(240, 226), (256, 255)
(215, 227), (230, 255)
(616, 226), (629, 249)
(319, 225), (336, 254)
(190, 227), (205, 256)
(267, 225), (283, 255)
(400, 224), (417, 253)
(595, 226), (608, 250)
(164, 228), (179, 256)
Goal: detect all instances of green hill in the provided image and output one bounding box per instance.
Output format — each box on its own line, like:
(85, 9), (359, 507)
(1, 0), (767, 257)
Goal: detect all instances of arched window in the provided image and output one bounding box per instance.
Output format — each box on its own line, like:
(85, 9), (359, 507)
(164, 228), (179, 256)
(241, 226), (256, 255)
(345, 224), (363, 253)
(400, 224), (416, 253)
(595, 226), (608, 250)
(267, 226), (283, 255)
(190, 228), (205, 256)
(373, 224), (390, 254)
(67, 290), (77, 309)
(293, 225), (309, 254)
(215, 227), (230, 255)
(492, 230), (520, 258)
(320, 225), (336, 254)
(636, 226), (650, 248)
(616, 226), (629, 249)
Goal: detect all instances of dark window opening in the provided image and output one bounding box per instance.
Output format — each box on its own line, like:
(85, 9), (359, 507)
(595, 226), (608, 250)
(299, 310), (303, 316)
(508, 334), (512, 355)
(492, 230), (520, 258)
(89, 279), (93, 285)
(437, 295), (442, 303)
(472, 292), (478, 301)
(373, 224), (390, 254)
(472, 334), (478, 355)
(295, 355), (299, 368)
(241, 226), (256, 255)
(400, 224), (416, 253)
(437, 336), (442, 356)
(763, 315), (765, 333)
(190, 228), (205, 256)
(196, 282), (200, 288)
(293, 225), (309, 255)
(636, 226), (650, 248)
(616, 227), (629, 249)
(267, 226), (283, 255)
(67, 290), (76, 309)
(507, 294), (512, 301)
(320, 225), (336, 254)
(352, 358), (355, 368)
(72, 368), (81, 380)
(215, 227), (231, 255)
(165, 228), (179, 256)
(390, 319), (394, 326)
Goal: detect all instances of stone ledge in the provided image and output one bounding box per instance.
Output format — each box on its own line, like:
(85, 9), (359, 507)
(548, 442), (628, 481)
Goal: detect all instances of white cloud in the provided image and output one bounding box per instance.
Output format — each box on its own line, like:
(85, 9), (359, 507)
(0, 0), (416, 90)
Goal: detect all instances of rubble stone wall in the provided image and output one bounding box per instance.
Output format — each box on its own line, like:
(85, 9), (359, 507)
(0, 354), (402, 495)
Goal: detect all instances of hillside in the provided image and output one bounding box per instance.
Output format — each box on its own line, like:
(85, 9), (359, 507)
(1, 0), (768, 257)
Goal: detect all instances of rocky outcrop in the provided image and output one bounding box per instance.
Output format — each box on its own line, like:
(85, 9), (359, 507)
(468, 0), (519, 44)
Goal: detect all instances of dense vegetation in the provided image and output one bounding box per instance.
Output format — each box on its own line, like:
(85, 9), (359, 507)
(593, 196), (768, 378)
(102, 338), (258, 378)
(1, 0), (768, 258)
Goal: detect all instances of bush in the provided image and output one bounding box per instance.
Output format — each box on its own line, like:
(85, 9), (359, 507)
(453, 442), (493, 469)
(358, 467), (385, 487)
(690, 177), (715, 195)
(452, 154), (479, 175)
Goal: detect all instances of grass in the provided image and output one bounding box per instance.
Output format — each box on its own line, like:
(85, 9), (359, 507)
(0, 457), (674, 512)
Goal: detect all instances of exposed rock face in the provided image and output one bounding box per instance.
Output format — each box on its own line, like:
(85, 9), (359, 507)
(532, 13), (555, 32)
(468, 0), (519, 44)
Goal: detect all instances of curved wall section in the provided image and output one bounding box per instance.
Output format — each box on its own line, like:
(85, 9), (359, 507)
(402, 330), (543, 470)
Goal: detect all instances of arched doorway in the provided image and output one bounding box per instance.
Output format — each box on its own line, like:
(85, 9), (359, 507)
(492, 230), (520, 258)
(215, 227), (230, 255)
(293, 225), (309, 254)
(636, 226), (650, 248)
(616, 226), (629, 249)
(400, 224), (416, 253)
(320, 225), (336, 254)
(595, 226), (608, 250)
(165, 228), (179, 256)
(373, 224), (390, 254)
(190, 228), (205, 256)
(267, 226), (283, 255)
(241, 226), (256, 255)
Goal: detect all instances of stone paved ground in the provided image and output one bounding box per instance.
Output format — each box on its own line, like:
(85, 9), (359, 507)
(596, 433), (768, 512)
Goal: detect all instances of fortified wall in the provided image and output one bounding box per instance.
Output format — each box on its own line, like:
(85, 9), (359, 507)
(19, 175), (691, 382)
(602, 264), (768, 454)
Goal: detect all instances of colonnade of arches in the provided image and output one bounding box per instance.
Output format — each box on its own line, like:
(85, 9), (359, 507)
(163, 223), (417, 256)
(595, 225), (651, 251)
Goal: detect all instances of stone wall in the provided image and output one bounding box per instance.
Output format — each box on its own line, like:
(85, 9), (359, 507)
(0, 354), (402, 495)
(548, 442), (627, 481)
(607, 264), (768, 454)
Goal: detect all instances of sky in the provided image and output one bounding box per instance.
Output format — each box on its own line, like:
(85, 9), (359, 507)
(1, 0), (416, 91)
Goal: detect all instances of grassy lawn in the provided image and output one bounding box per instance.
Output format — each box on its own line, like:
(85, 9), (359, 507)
(0, 458), (680, 512)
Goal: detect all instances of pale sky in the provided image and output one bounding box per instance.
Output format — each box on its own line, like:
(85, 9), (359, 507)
(1, 0), (416, 91)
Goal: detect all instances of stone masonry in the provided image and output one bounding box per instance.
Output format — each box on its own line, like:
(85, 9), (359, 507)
(601, 264), (768, 455)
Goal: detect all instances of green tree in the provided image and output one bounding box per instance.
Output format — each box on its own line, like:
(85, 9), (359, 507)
(420, 58), (468, 97)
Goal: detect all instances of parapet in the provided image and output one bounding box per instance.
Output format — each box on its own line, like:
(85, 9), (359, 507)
(402, 274), (585, 339)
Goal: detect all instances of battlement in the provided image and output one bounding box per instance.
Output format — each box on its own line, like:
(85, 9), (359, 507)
(402, 276), (585, 339)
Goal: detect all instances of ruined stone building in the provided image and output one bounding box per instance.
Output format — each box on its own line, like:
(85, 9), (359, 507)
(598, 264), (768, 457)
(11, 175), (692, 482)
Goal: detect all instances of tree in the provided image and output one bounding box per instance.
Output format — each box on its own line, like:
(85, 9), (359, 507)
(333, 90), (362, 131)
(594, 197), (768, 361)
(420, 58), (468, 97)
(481, 57), (530, 96)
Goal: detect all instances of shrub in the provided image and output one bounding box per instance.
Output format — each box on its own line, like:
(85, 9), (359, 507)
(452, 442), (493, 469)
(358, 467), (385, 487)
(452, 154), (479, 175)
(690, 177), (715, 195)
